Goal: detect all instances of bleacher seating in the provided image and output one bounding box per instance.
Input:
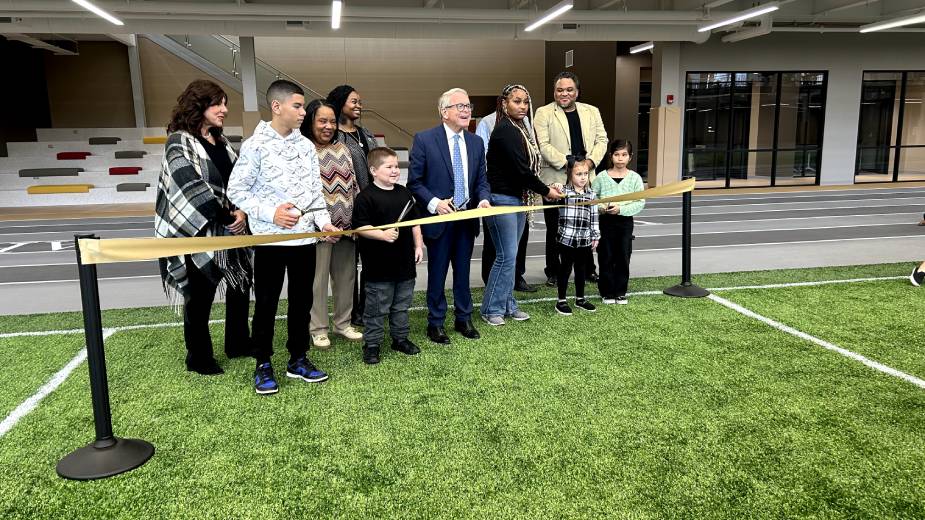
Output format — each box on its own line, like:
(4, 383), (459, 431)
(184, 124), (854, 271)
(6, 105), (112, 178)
(114, 150), (147, 159)
(56, 151), (92, 160)
(116, 182), (151, 192)
(88, 137), (122, 145)
(19, 168), (83, 177)
(27, 184), (95, 194)
(0, 125), (410, 207)
(109, 167), (143, 175)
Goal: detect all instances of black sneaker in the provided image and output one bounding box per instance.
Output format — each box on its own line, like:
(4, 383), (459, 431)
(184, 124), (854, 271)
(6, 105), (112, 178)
(286, 357), (329, 383)
(555, 301), (573, 315)
(545, 276), (557, 287)
(911, 267), (924, 287)
(391, 338), (421, 355)
(575, 298), (596, 312)
(254, 362), (278, 395)
(362, 345), (380, 365)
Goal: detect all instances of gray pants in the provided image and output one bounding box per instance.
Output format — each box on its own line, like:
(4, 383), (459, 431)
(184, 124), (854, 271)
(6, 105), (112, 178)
(363, 278), (415, 347)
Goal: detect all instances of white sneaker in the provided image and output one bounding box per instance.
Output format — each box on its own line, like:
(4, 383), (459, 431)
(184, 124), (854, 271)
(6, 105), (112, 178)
(312, 334), (331, 349)
(507, 309), (530, 321)
(616, 296), (628, 305)
(602, 298), (617, 305)
(337, 326), (364, 341)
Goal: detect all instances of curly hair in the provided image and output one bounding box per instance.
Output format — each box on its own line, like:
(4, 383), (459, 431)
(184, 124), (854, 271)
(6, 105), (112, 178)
(300, 99), (337, 144)
(166, 79), (227, 135)
(326, 84), (356, 124)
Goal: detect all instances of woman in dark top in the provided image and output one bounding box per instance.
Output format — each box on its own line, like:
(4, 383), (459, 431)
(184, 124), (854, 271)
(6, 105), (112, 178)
(480, 84), (563, 326)
(327, 84), (381, 326)
(155, 79), (252, 375)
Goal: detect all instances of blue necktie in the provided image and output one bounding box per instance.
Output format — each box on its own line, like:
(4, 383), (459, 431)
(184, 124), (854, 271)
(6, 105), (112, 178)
(452, 134), (466, 208)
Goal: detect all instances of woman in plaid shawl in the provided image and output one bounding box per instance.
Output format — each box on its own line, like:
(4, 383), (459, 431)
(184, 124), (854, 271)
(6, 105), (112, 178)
(154, 80), (253, 375)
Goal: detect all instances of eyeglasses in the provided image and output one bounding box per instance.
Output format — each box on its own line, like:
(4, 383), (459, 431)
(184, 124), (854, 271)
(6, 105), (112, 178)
(444, 103), (474, 112)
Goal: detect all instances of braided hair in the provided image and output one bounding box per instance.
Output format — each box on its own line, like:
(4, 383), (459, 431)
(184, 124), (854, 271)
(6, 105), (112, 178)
(497, 84), (541, 178)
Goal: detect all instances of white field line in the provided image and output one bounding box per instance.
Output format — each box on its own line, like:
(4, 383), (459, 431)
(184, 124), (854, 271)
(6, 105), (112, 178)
(646, 191), (925, 205)
(0, 228), (152, 238)
(708, 294), (925, 390)
(632, 220), (920, 239)
(641, 201), (921, 218)
(636, 211), (923, 227)
(0, 276), (905, 339)
(0, 275), (915, 437)
(0, 329), (114, 437)
(636, 234), (925, 253)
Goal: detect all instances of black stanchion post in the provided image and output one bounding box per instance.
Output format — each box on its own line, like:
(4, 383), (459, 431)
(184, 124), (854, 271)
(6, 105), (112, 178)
(664, 177), (709, 298)
(56, 234), (154, 480)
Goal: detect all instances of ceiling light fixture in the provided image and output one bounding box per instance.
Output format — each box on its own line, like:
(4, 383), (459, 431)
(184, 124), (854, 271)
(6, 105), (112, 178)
(629, 41), (654, 54)
(698, 2), (778, 33)
(71, 0), (124, 26)
(525, 0), (574, 32)
(332, 0), (342, 30)
(859, 10), (925, 33)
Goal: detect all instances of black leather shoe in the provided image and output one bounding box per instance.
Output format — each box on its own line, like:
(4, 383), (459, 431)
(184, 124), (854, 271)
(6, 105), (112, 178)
(186, 358), (224, 375)
(391, 338), (421, 355)
(427, 325), (451, 344)
(453, 320), (481, 339)
(514, 278), (537, 293)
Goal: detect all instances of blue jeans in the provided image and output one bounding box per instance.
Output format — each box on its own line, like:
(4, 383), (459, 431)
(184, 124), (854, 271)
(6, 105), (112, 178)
(482, 193), (526, 318)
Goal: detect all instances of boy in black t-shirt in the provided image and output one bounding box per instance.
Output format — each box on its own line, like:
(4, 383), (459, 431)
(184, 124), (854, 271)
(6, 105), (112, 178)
(353, 147), (425, 364)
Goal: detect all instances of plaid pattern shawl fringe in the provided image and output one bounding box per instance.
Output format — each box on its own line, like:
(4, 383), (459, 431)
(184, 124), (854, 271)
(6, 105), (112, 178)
(154, 130), (253, 312)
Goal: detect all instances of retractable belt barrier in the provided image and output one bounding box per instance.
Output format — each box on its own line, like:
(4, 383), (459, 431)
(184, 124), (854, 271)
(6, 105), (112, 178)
(79, 178), (695, 265)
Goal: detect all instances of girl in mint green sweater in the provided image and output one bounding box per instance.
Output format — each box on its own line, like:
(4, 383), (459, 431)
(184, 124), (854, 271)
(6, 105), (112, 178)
(590, 139), (645, 304)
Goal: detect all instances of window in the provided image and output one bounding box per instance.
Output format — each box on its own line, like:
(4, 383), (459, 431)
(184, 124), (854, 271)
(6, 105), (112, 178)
(683, 71), (826, 188)
(856, 71), (925, 183)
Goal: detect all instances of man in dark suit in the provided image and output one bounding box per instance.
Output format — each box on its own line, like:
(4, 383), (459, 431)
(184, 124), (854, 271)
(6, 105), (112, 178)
(408, 88), (491, 344)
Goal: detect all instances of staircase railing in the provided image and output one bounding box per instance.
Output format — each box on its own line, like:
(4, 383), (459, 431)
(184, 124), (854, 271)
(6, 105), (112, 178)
(163, 34), (414, 145)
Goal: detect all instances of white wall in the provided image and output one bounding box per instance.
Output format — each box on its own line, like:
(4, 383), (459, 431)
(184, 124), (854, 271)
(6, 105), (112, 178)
(677, 32), (925, 185)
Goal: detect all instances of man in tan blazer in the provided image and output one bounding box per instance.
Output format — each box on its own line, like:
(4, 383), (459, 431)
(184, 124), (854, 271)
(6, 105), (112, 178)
(534, 71), (609, 286)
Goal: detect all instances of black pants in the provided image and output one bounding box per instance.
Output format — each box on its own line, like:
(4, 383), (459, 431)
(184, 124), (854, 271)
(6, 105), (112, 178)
(251, 244), (316, 364)
(598, 215), (634, 299)
(544, 199), (595, 279)
(557, 244), (590, 300)
(182, 256), (251, 365)
(481, 218), (529, 285)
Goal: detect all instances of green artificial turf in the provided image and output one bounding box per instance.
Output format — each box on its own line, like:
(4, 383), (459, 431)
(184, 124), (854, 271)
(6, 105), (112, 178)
(0, 263), (923, 519)
(0, 335), (85, 419)
(714, 278), (925, 380)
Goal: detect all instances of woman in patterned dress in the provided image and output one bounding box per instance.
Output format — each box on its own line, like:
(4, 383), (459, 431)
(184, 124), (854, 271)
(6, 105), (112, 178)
(300, 100), (362, 348)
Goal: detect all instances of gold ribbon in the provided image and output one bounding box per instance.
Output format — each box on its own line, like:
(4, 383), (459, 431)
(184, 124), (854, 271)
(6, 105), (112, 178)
(79, 178), (694, 265)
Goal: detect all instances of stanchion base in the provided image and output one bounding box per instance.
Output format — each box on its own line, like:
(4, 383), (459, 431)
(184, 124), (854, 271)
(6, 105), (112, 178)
(663, 282), (710, 298)
(56, 437), (154, 481)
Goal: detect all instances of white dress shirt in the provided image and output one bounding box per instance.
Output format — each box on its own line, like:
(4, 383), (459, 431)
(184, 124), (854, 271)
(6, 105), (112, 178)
(427, 124), (470, 214)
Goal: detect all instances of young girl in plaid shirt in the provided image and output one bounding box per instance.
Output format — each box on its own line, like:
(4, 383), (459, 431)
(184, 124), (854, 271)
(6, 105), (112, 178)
(554, 157), (600, 315)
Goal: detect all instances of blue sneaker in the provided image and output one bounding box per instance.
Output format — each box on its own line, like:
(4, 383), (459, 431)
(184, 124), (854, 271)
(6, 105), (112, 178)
(286, 357), (329, 383)
(254, 362), (278, 395)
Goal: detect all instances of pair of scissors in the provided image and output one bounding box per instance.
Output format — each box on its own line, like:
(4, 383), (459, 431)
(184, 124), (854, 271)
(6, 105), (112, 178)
(448, 197), (470, 212)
